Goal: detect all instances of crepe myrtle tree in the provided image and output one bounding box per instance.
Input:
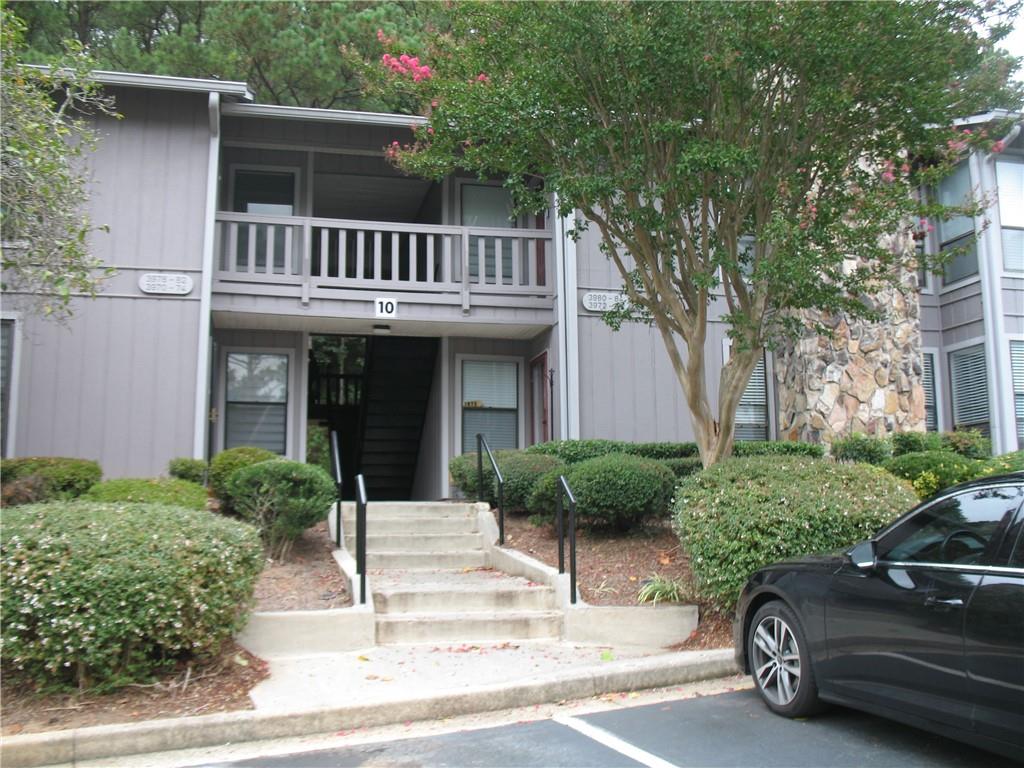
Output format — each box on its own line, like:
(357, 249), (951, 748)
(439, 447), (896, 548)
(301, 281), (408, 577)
(380, 1), (1021, 466)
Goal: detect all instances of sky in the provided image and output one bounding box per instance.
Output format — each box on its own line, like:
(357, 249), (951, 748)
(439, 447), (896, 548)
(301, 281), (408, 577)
(1001, 11), (1024, 82)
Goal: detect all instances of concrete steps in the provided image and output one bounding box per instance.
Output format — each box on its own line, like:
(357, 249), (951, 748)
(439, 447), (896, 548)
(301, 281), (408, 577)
(346, 501), (562, 644)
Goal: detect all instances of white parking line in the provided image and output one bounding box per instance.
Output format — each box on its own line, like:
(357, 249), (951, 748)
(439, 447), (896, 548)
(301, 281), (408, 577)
(552, 714), (680, 768)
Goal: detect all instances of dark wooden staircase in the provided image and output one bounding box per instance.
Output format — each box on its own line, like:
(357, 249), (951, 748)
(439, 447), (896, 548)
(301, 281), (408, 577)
(359, 337), (439, 500)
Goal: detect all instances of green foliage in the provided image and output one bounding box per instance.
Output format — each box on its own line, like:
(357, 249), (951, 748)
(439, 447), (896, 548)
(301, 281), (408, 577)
(83, 478), (207, 511)
(883, 450), (982, 497)
(831, 434), (892, 465)
(659, 457), (705, 479)
(208, 447), (277, 508)
(168, 457), (207, 485)
(525, 439), (631, 464)
(940, 429), (992, 459)
(626, 442), (700, 459)
(1, 9), (118, 320)
(225, 460), (335, 559)
(449, 452), (494, 502)
(637, 574), (688, 606)
(890, 431), (943, 456)
(1, 457), (102, 502)
(449, 450), (566, 510)
(732, 441), (825, 458)
(0, 475), (50, 507)
(913, 471), (942, 499)
(528, 453), (676, 532)
(975, 450), (1024, 478)
(1, 502), (262, 691)
(675, 457), (915, 611)
(305, 423), (332, 478)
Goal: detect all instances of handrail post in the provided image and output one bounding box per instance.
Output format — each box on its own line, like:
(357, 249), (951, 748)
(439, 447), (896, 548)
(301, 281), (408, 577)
(356, 474), (367, 605)
(329, 430), (343, 548)
(568, 487), (577, 605)
(556, 475), (576, 604)
(476, 433), (505, 546)
(556, 481), (564, 574)
(477, 433), (484, 501)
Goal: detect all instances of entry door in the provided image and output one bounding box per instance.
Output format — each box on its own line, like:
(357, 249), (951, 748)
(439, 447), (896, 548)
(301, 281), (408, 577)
(529, 354), (549, 445)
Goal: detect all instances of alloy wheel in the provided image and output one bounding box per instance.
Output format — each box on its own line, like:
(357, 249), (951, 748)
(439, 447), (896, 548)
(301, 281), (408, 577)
(751, 614), (802, 706)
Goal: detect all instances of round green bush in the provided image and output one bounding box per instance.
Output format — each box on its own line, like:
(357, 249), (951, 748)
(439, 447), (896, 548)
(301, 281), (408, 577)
(890, 431), (942, 457)
(225, 460), (335, 559)
(83, 478), (208, 511)
(168, 457), (207, 485)
(449, 450), (566, 510)
(0, 457), (102, 502)
(732, 440), (825, 458)
(449, 451), (497, 503)
(830, 433), (891, 465)
(882, 450), (982, 495)
(528, 453), (676, 531)
(305, 424), (332, 477)
(1, 502), (262, 691)
(208, 446), (276, 508)
(975, 450), (1024, 478)
(675, 456), (915, 611)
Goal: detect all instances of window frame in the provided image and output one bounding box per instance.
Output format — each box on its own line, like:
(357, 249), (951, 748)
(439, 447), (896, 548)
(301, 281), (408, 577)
(217, 346), (296, 458)
(721, 339), (773, 441)
(948, 341), (990, 436)
(227, 164), (302, 216)
(920, 347), (944, 432)
(1010, 336), (1024, 451)
(455, 352), (526, 455)
(995, 155), (1024, 274)
(0, 312), (22, 458)
(934, 161), (981, 293)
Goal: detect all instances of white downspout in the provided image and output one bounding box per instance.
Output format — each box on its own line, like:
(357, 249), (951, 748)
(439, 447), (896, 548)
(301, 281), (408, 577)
(193, 92), (220, 459)
(553, 196), (572, 439)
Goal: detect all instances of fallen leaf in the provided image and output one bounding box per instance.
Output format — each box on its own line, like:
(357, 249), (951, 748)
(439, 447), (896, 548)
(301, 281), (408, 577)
(233, 654), (249, 667)
(357, 655), (370, 662)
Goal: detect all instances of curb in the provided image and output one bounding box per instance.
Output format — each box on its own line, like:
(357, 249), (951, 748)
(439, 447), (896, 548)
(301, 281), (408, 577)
(0, 649), (737, 768)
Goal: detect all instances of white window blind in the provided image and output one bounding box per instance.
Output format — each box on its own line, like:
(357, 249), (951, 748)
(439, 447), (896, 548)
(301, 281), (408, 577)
(996, 160), (1024, 228)
(734, 351), (769, 441)
(937, 162), (974, 241)
(463, 360), (518, 451)
(922, 352), (938, 432)
(225, 352), (288, 454)
(950, 345), (989, 435)
(1011, 341), (1024, 446)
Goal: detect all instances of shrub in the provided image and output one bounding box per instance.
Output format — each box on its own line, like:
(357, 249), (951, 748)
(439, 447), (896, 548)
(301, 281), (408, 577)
(732, 440), (825, 458)
(627, 442), (700, 459)
(941, 429), (991, 459)
(1, 502), (262, 691)
(637, 574), (689, 605)
(660, 457), (705, 479)
(449, 452), (496, 502)
(168, 457), (207, 485)
(208, 446), (276, 509)
(83, 478), (208, 511)
(225, 460), (335, 559)
(831, 433), (891, 465)
(528, 453), (676, 531)
(675, 456), (915, 611)
(890, 431), (943, 457)
(883, 450), (982, 496)
(305, 423), (332, 477)
(1, 475), (50, 507)
(973, 450), (1024, 479)
(0, 457), (101, 501)
(450, 451), (566, 510)
(525, 439), (630, 464)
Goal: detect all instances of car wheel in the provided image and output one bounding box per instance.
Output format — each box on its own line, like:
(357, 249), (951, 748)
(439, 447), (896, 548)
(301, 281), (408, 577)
(748, 601), (822, 717)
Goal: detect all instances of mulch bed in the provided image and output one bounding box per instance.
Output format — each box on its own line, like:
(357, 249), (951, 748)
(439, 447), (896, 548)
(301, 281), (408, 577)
(254, 520), (351, 611)
(501, 513), (733, 650)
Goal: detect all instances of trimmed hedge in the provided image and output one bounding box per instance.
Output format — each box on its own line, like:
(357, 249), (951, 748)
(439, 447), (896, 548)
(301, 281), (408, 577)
(209, 446), (276, 509)
(524, 439), (632, 464)
(675, 457), (915, 611)
(626, 442), (700, 459)
(831, 433), (891, 465)
(883, 450), (982, 497)
(528, 453), (676, 531)
(225, 460), (334, 559)
(525, 438), (821, 463)
(940, 429), (991, 459)
(83, 478), (208, 511)
(660, 457), (705, 479)
(0, 457), (102, 503)
(168, 457), (207, 485)
(305, 423), (332, 477)
(449, 451), (567, 511)
(1, 502), (262, 691)
(890, 432), (942, 457)
(732, 440), (825, 458)
(975, 450), (1024, 478)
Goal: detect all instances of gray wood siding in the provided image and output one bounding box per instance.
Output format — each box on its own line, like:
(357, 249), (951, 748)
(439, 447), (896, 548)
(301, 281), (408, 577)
(14, 298), (199, 477)
(938, 279), (985, 346)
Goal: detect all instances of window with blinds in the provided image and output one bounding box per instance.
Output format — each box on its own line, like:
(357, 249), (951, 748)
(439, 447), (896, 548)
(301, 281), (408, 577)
(1, 320), (13, 457)
(1011, 341), (1024, 447)
(997, 159), (1024, 273)
(922, 352), (938, 432)
(949, 345), (989, 436)
(225, 352), (289, 454)
(735, 351), (769, 441)
(462, 359), (518, 451)
(937, 162), (978, 286)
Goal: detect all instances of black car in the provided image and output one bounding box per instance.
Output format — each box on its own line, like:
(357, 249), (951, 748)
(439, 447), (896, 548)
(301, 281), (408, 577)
(734, 472), (1024, 760)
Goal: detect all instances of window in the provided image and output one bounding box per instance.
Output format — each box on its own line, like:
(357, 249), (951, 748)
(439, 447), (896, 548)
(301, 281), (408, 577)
(997, 159), (1024, 272)
(462, 359), (519, 452)
(229, 168), (298, 274)
(1, 319), (13, 456)
(735, 351), (769, 441)
(461, 183), (515, 284)
(922, 351), (938, 432)
(225, 352), (289, 454)
(1012, 341), (1024, 448)
(949, 344), (989, 435)
(937, 163), (978, 286)
(878, 485), (1023, 566)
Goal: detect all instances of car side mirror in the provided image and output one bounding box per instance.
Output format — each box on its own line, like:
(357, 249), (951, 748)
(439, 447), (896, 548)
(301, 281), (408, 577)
(848, 540), (877, 571)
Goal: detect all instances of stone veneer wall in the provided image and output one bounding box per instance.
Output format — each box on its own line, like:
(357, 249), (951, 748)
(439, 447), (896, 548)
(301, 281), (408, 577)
(774, 241), (926, 450)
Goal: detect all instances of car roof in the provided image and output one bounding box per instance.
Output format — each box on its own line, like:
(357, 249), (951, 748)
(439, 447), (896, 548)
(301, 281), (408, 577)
(943, 471), (1024, 495)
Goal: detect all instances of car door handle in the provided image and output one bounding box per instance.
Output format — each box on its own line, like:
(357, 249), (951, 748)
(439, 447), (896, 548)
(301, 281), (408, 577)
(924, 596), (964, 609)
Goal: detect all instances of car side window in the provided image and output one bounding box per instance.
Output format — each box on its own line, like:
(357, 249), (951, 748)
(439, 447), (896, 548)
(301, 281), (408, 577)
(877, 485), (1023, 566)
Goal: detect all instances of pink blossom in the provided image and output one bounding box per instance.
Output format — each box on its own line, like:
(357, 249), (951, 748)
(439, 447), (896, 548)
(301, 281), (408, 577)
(476, 73), (490, 83)
(881, 171), (895, 183)
(961, 128), (972, 135)
(901, 163), (911, 174)
(431, 99), (439, 108)
(992, 140), (1005, 153)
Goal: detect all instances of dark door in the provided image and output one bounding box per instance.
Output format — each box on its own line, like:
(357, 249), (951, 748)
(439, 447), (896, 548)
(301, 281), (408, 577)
(824, 484), (1022, 726)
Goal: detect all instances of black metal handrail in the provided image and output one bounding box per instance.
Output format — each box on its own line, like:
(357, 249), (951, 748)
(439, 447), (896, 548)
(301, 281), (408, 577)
(355, 473), (367, 605)
(329, 430), (344, 547)
(476, 433), (505, 545)
(555, 474), (578, 604)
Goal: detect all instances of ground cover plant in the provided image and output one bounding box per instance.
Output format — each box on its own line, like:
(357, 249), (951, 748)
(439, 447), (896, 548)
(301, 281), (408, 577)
(0, 457), (101, 504)
(1, 502), (262, 691)
(675, 456), (915, 611)
(83, 477), (207, 511)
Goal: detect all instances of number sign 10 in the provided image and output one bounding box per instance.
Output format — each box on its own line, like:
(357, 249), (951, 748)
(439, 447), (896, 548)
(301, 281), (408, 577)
(375, 297), (398, 318)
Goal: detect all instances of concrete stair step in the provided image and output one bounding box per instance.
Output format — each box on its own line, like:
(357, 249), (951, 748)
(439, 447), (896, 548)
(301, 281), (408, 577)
(367, 550), (487, 570)
(340, 516), (478, 535)
(375, 610), (563, 644)
(374, 585), (556, 613)
(341, 502), (478, 518)
(346, 533), (485, 551)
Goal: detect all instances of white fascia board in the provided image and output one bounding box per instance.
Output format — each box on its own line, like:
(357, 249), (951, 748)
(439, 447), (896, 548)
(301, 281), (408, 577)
(951, 109), (1023, 127)
(25, 66), (255, 101)
(222, 102), (427, 127)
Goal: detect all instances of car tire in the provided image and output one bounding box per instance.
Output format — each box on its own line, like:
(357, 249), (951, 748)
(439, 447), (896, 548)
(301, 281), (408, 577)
(747, 600), (823, 717)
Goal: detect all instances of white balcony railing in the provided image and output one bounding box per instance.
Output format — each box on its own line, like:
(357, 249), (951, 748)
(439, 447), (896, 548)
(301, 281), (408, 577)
(214, 212), (553, 310)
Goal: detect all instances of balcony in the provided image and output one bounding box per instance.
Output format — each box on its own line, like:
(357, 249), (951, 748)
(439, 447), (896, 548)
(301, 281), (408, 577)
(212, 213), (555, 319)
